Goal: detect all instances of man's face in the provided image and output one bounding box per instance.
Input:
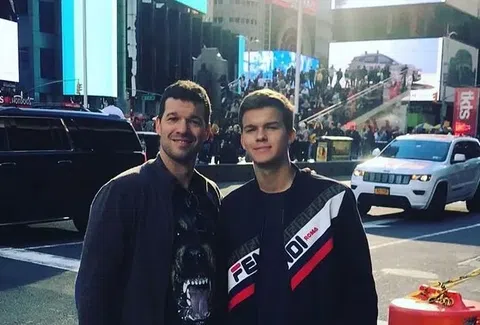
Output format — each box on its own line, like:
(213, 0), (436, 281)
(241, 106), (295, 167)
(156, 98), (209, 163)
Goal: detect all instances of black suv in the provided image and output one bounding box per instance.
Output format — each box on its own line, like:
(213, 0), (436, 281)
(0, 107), (145, 233)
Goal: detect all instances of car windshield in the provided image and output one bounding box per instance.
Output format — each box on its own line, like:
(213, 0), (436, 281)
(380, 139), (450, 162)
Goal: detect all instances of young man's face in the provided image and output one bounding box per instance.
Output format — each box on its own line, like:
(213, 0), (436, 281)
(156, 98), (209, 163)
(241, 106), (295, 167)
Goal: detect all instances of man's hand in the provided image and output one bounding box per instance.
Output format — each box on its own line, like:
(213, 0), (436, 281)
(301, 167), (317, 175)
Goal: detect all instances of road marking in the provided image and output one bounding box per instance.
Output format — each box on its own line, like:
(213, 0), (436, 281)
(370, 222), (480, 250)
(0, 247), (79, 272)
(24, 241), (83, 250)
(381, 268), (438, 280)
(458, 256), (480, 267)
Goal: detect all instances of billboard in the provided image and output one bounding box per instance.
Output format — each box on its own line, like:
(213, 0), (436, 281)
(452, 87), (479, 136)
(61, 0), (118, 97)
(328, 38), (444, 101)
(175, 0), (207, 14)
(441, 38), (479, 103)
(0, 18), (19, 82)
(241, 50), (320, 81)
(331, 0), (443, 9)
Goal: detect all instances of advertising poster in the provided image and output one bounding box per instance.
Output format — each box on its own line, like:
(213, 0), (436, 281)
(452, 87), (479, 136)
(316, 142), (328, 162)
(328, 38), (443, 101)
(243, 50), (319, 81)
(0, 18), (19, 83)
(441, 37), (479, 103)
(61, 0), (118, 97)
(331, 0), (443, 9)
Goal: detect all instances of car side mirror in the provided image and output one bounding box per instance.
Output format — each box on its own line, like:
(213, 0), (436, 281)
(372, 148), (381, 157)
(453, 153), (466, 163)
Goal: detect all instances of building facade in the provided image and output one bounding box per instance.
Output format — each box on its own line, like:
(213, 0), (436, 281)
(10, 0), (63, 102)
(209, 0), (333, 61)
(331, 0), (480, 127)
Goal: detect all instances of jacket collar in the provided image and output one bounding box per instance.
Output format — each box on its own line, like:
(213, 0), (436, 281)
(151, 153), (208, 194)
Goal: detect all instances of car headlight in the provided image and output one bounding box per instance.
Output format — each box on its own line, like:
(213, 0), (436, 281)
(353, 169), (365, 177)
(411, 174), (431, 182)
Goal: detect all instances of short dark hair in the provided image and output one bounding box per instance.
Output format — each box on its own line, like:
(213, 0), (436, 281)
(158, 80), (211, 125)
(239, 89), (294, 132)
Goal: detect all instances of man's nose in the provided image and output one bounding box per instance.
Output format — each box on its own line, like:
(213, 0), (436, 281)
(176, 119), (189, 133)
(255, 128), (267, 141)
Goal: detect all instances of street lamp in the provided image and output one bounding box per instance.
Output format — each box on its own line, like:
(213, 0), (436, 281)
(294, 0), (303, 116)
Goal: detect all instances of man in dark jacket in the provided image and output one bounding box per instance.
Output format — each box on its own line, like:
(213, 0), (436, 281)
(75, 80), (224, 325)
(218, 89), (378, 325)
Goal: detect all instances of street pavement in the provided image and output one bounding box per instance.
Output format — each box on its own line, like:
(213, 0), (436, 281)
(0, 181), (479, 325)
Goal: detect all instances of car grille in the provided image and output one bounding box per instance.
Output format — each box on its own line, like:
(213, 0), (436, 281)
(363, 172), (410, 185)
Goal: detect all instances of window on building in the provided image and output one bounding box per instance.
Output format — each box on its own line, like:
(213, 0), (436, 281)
(40, 48), (56, 80)
(15, 0), (28, 15)
(39, 1), (56, 34)
(19, 47), (30, 70)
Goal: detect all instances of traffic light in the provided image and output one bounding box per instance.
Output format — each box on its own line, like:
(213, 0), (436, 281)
(76, 82), (83, 95)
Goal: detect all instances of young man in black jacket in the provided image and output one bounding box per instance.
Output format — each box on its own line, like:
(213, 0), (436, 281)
(75, 80), (224, 325)
(218, 89), (378, 325)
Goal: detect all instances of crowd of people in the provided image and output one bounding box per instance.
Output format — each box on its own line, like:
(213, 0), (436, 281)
(190, 63), (410, 164)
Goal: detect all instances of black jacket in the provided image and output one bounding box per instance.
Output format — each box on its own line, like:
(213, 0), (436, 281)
(218, 169), (378, 325)
(75, 156), (222, 325)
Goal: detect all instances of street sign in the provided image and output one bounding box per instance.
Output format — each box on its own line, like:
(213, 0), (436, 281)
(142, 95), (156, 101)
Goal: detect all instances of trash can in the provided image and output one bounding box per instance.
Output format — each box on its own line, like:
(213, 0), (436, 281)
(316, 136), (353, 161)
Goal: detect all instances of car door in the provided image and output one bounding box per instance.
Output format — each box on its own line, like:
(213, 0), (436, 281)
(6, 116), (74, 222)
(448, 141), (469, 201)
(463, 141), (480, 197)
(0, 117), (20, 224)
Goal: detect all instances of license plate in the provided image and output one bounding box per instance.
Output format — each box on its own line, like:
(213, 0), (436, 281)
(374, 187), (390, 195)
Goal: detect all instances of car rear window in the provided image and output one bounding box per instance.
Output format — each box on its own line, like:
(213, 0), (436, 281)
(64, 117), (142, 152)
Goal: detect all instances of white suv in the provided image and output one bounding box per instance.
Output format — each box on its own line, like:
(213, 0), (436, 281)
(351, 134), (480, 219)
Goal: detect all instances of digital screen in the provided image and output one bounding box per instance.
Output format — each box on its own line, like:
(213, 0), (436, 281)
(441, 37), (479, 103)
(62, 0), (118, 97)
(328, 38), (444, 101)
(175, 0), (207, 14)
(0, 18), (19, 82)
(242, 50), (320, 81)
(331, 0), (443, 9)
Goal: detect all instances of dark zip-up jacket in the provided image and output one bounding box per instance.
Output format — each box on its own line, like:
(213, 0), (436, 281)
(218, 168), (378, 325)
(75, 155), (222, 325)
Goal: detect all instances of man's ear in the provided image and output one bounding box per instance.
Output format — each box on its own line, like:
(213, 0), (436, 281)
(205, 125), (213, 141)
(288, 129), (296, 145)
(155, 117), (161, 135)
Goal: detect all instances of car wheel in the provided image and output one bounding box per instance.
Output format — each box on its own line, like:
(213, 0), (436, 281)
(466, 184), (480, 213)
(357, 201), (372, 216)
(422, 183), (447, 221)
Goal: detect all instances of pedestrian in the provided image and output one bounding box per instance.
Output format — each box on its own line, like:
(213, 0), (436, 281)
(218, 88), (378, 325)
(75, 80), (225, 325)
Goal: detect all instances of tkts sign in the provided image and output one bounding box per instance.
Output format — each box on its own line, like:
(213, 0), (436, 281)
(453, 88), (479, 136)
